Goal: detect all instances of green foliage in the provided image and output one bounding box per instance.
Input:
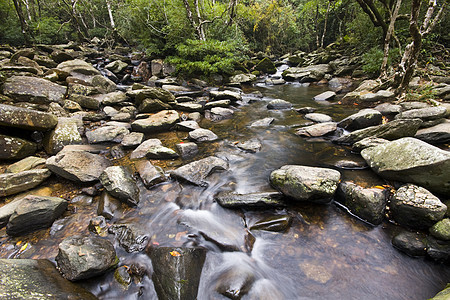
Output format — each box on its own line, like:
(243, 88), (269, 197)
(405, 84), (438, 102)
(167, 39), (248, 76)
(30, 17), (70, 44)
(0, 0), (24, 45)
(362, 47), (384, 77)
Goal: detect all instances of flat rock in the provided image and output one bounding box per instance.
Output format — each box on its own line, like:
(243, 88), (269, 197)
(313, 91), (336, 101)
(0, 169), (51, 197)
(44, 117), (82, 154)
(210, 90), (242, 101)
(6, 195), (68, 236)
(359, 90), (395, 102)
(86, 125), (129, 144)
(374, 103), (402, 116)
(304, 113), (332, 123)
(0, 135), (37, 160)
(0, 104), (58, 131)
(138, 98), (172, 113)
(338, 109), (382, 130)
(175, 120), (200, 131)
(295, 122), (337, 137)
(57, 59), (100, 77)
(127, 87), (175, 104)
(2, 76), (66, 104)
(392, 231), (427, 257)
(236, 138), (262, 153)
(135, 160), (166, 188)
(390, 184), (446, 229)
(415, 120), (450, 144)
(6, 156), (46, 173)
(56, 235), (118, 281)
(176, 142), (199, 159)
(249, 117), (275, 127)
(352, 137), (389, 152)
(270, 165), (341, 203)
(215, 191), (285, 208)
(68, 94), (100, 110)
(395, 106), (447, 121)
(336, 182), (387, 225)
(267, 99), (292, 110)
(189, 128), (219, 142)
(121, 132), (144, 148)
(207, 107), (234, 121)
(130, 138), (163, 159)
(170, 156), (228, 187)
(131, 110), (179, 133)
(361, 137), (450, 194)
(99, 166), (139, 206)
(205, 100), (232, 109)
(100, 91), (128, 105)
(0, 259), (97, 299)
(46, 150), (111, 182)
(334, 119), (422, 145)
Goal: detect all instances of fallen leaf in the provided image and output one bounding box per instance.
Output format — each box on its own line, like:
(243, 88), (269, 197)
(170, 250), (181, 257)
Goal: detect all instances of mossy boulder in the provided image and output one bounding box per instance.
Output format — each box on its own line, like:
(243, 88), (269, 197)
(430, 219), (450, 240)
(254, 57), (276, 74)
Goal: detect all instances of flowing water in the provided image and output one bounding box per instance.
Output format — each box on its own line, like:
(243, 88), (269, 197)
(1, 81), (449, 299)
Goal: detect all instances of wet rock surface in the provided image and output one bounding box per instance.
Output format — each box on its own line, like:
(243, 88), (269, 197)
(99, 166), (140, 206)
(171, 156), (228, 187)
(215, 191), (286, 208)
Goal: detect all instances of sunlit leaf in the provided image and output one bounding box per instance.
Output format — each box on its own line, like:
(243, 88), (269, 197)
(170, 250), (181, 257)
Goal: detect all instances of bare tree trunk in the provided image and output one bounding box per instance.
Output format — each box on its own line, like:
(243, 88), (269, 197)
(194, 0), (206, 40)
(320, 0), (332, 48)
(105, 0), (115, 29)
(380, 0), (402, 77)
(315, 4), (320, 49)
(12, 0), (32, 45)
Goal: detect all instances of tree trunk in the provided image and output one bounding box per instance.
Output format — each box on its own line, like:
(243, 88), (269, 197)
(320, 0), (332, 49)
(380, 0), (402, 77)
(12, 0), (32, 45)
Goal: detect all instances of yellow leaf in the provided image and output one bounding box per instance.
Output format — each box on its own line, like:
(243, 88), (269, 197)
(19, 243), (28, 252)
(373, 185), (385, 189)
(170, 251), (181, 257)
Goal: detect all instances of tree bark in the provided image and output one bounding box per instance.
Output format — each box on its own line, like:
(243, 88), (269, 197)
(320, 0), (332, 48)
(12, 0), (32, 45)
(380, 0), (402, 77)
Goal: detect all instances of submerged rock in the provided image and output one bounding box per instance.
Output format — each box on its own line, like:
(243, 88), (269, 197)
(6, 195), (68, 236)
(250, 215), (292, 232)
(267, 99), (292, 110)
(56, 235), (118, 281)
(392, 231), (427, 257)
(46, 150), (111, 182)
(236, 138), (262, 153)
(97, 191), (123, 220)
(313, 91), (336, 101)
(336, 182), (387, 225)
(0, 259), (97, 299)
(99, 166), (139, 206)
(176, 142), (199, 159)
(171, 156), (228, 187)
(215, 263), (255, 299)
(270, 165), (341, 203)
(109, 224), (149, 253)
(361, 138), (450, 194)
(215, 191), (286, 208)
(148, 247), (207, 300)
(390, 184), (446, 229)
(249, 117), (275, 127)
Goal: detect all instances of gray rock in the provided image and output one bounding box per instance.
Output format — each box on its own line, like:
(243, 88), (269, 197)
(86, 125), (129, 144)
(229, 73), (256, 85)
(149, 247), (206, 300)
(361, 138), (450, 194)
(46, 150), (111, 182)
(0, 259), (97, 299)
(0, 135), (37, 160)
(336, 182), (387, 225)
(44, 117), (82, 154)
(121, 132), (144, 148)
(57, 59), (100, 77)
(400, 101), (430, 110)
(338, 109), (382, 130)
(215, 191), (285, 208)
(109, 224), (149, 253)
(304, 113), (332, 123)
(295, 122), (337, 137)
(56, 235), (118, 281)
(68, 94), (100, 110)
(135, 160), (166, 188)
(359, 90), (395, 102)
(2, 76), (66, 104)
(105, 60), (128, 73)
(313, 91), (336, 101)
(130, 138), (163, 159)
(433, 84), (450, 98)
(390, 184), (447, 229)
(6, 195), (68, 236)
(0, 198), (24, 228)
(205, 100), (232, 109)
(174, 102), (203, 112)
(100, 91), (128, 105)
(282, 64), (332, 82)
(63, 100), (82, 112)
(215, 263), (255, 299)
(249, 117), (275, 127)
(189, 128), (219, 142)
(176, 142), (199, 159)
(334, 119), (422, 144)
(250, 215), (292, 232)
(138, 98), (172, 113)
(296, 107), (316, 114)
(0, 104), (58, 131)
(6, 156), (46, 173)
(430, 218), (450, 240)
(0, 169), (51, 197)
(426, 236), (450, 263)
(130, 138), (178, 159)
(175, 120), (200, 131)
(267, 99), (292, 110)
(170, 156), (228, 187)
(131, 110), (179, 133)
(395, 106), (447, 121)
(127, 87), (175, 104)
(210, 90), (242, 101)
(99, 166), (139, 206)
(415, 120), (450, 144)
(97, 191), (122, 220)
(110, 112), (132, 122)
(103, 106), (119, 117)
(392, 231), (427, 256)
(236, 138), (262, 153)
(374, 103), (402, 116)
(270, 165), (341, 203)
(352, 137), (389, 152)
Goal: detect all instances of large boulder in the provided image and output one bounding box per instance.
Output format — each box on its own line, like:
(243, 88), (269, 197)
(6, 195), (68, 236)
(127, 86), (175, 104)
(254, 57), (276, 74)
(210, 90), (242, 102)
(282, 64), (332, 82)
(390, 184), (446, 229)
(55, 235), (118, 281)
(334, 119), (422, 145)
(2, 76), (66, 104)
(170, 156), (228, 187)
(415, 120), (450, 144)
(361, 137), (450, 194)
(0, 169), (51, 197)
(99, 166), (139, 206)
(270, 165), (341, 203)
(395, 106), (447, 121)
(229, 74), (257, 85)
(338, 109), (383, 131)
(336, 182), (387, 225)
(148, 247), (207, 300)
(0, 104), (58, 131)
(131, 110), (179, 133)
(57, 59), (101, 77)
(46, 150), (111, 182)
(0, 135), (37, 160)
(43, 117), (82, 154)
(0, 259), (97, 299)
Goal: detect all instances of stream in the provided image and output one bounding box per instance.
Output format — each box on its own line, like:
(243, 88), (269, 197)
(1, 80), (449, 299)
